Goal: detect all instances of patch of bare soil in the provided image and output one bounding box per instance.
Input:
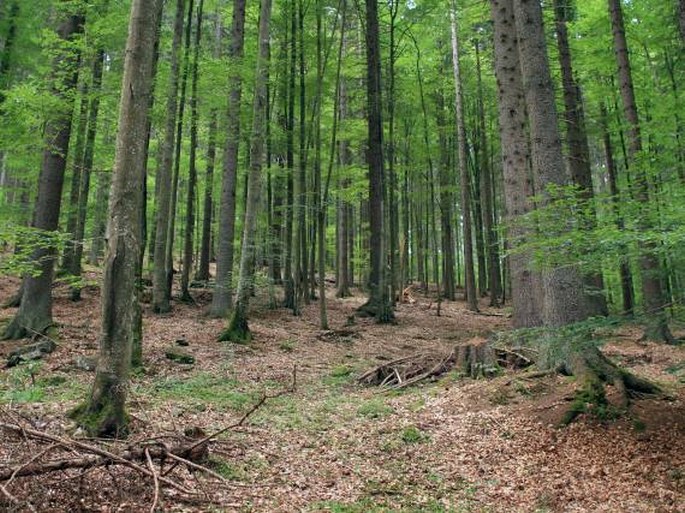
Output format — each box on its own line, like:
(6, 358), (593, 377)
(1, 274), (684, 512)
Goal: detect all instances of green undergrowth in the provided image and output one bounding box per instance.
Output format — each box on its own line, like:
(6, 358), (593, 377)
(0, 362), (86, 404)
(144, 372), (257, 412)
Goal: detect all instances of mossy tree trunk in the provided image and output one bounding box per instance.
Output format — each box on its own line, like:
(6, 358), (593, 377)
(75, 0), (162, 438)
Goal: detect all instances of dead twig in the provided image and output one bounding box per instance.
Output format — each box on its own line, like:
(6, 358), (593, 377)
(145, 448), (160, 513)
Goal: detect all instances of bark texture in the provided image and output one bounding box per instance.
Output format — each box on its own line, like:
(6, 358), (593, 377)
(490, 0), (551, 327)
(209, 0), (246, 318)
(75, 0), (162, 437)
(513, 0), (588, 327)
(221, 0), (272, 342)
(608, 0), (674, 343)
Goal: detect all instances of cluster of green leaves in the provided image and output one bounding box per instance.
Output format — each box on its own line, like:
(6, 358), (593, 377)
(0, 223), (71, 277)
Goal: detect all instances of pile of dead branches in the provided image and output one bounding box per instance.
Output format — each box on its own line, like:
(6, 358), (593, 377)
(359, 337), (534, 389)
(0, 394), (276, 512)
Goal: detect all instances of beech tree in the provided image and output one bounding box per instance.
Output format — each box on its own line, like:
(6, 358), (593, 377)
(220, 0), (272, 342)
(2, 5), (84, 340)
(73, 0), (162, 437)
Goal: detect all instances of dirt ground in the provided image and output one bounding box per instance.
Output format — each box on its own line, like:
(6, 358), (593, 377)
(1, 273), (684, 512)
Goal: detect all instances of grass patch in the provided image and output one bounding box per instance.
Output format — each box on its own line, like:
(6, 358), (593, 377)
(401, 425), (429, 444)
(357, 398), (394, 419)
(148, 372), (253, 411)
(0, 363), (85, 404)
(322, 364), (356, 387)
(279, 339), (296, 352)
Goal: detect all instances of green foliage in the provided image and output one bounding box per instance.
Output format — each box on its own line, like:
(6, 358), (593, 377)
(0, 224), (71, 277)
(0, 363), (84, 404)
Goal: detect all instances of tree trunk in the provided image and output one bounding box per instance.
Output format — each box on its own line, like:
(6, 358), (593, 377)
(152, 0), (185, 314)
(208, 0), (246, 318)
(221, 0), (272, 343)
(180, 0), (204, 302)
(513, 0), (588, 327)
(475, 39), (501, 307)
(553, 0), (608, 317)
(73, 0), (161, 437)
(490, 0), (541, 328)
(357, 0), (393, 322)
(2, 11), (84, 340)
(282, 0), (297, 311)
(600, 102), (635, 316)
(608, 0), (674, 343)
(88, 170), (110, 266)
(449, 4), (478, 312)
(67, 50), (105, 301)
(165, 0), (195, 301)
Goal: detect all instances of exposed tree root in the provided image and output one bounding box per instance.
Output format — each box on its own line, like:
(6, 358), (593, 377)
(560, 345), (662, 424)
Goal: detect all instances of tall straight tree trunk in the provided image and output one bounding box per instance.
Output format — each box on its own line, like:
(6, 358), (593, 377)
(221, 0), (272, 342)
(337, 19), (352, 299)
(61, 75), (89, 277)
(475, 39), (501, 307)
(208, 0), (246, 318)
(166, 0), (195, 299)
(196, 7), (222, 282)
(386, 0), (400, 304)
(88, 170), (110, 265)
(600, 102), (634, 315)
(152, 0), (185, 313)
(73, 0), (162, 437)
(449, 4), (478, 312)
(67, 49), (105, 301)
(357, 0), (393, 322)
(283, 0), (297, 311)
(513, 0), (588, 327)
(314, 0), (327, 328)
(297, 0), (309, 308)
(553, 0), (608, 317)
(2, 10), (84, 340)
(490, 0), (541, 328)
(181, 0), (204, 301)
(608, 0), (674, 342)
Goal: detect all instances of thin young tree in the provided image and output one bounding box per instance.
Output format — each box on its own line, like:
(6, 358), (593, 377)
(73, 0), (162, 437)
(196, 7), (222, 283)
(220, 0), (272, 342)
(449, 3), (478, 312)
(152, 0), (185, 313)
(2, 6), (84, 340)
(180, 0), (205, 302)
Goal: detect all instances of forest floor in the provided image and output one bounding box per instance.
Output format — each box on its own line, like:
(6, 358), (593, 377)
(1, 271), (684, 513)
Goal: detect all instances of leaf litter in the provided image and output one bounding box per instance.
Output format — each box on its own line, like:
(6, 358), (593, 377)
(0, 274), (683, 512)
